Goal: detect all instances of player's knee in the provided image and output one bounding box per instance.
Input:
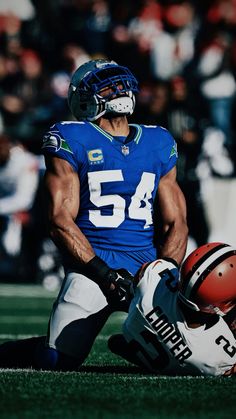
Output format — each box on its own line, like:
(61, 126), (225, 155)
(34, 344), (59, 370)
(34, 342), (81, 371)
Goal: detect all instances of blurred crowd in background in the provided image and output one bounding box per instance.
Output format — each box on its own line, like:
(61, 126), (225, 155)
(1, 0), (236, 287)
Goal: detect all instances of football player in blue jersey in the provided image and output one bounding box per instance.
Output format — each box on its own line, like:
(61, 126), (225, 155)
(0, 59), (188, 371)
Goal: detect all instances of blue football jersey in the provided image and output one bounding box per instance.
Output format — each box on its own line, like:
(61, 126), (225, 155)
(42, 121), (177, 254)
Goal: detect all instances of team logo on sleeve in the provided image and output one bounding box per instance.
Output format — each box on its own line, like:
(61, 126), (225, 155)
(42, 131), (73, 154)
(42, 132), (62, 151)
(87, 149), (104, 165)
(170, 142), (178, 158)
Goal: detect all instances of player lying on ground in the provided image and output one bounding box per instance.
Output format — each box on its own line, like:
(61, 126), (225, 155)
(108, 242), (236, 376)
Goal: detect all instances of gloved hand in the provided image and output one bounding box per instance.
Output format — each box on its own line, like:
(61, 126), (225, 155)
(85, 256), (135, 310)
(105, 268), (135, 308)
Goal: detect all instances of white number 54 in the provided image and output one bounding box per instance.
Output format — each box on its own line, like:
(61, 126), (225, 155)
(88, 170), (155, 228)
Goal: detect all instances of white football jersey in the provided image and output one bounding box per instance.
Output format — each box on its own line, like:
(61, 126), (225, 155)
(123, 260), (236, 376)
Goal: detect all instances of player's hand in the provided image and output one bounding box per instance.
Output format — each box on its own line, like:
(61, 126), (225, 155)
(85, 256), (135, 310)
(105, 268), (135, 310)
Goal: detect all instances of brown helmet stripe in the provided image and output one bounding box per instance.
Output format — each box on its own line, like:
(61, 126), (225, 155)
(188, 249), (236, 300)
(182, 243), (229, 295)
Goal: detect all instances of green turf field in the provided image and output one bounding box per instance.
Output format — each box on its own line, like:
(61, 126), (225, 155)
(0, 283), (235, 419)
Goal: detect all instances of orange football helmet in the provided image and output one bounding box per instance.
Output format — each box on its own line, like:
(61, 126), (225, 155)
(179, 242), (236, 316)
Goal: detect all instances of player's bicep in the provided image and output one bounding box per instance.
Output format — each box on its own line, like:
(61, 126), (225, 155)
(157, 167), (187, 229)
(44, 156), (80, 221)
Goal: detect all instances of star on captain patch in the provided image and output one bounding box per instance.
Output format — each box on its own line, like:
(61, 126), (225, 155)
(121, 145), (129, 156)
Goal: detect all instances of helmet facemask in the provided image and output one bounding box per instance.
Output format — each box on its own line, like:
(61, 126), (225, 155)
(68, 60), (139, 121)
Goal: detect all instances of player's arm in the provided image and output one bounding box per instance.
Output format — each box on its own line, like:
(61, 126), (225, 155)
(44, 155), (95, 264)
(156, 166), (188, 266)
(44, 155), (134, 306)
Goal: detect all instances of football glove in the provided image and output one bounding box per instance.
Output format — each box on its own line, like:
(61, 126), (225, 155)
(105, 268), (135, 309)
(85, 256), (135, 309)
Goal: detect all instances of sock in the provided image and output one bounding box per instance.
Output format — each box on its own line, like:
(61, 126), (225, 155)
(0, 336), (80, 371)
(0, 336), (46, 368)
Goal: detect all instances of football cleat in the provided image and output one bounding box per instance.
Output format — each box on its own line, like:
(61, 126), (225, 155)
(68, 59), (139, 121)
(179, 242), (236, 316)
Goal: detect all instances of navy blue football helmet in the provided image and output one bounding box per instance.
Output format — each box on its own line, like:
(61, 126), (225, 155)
(68, 59), (139, 121)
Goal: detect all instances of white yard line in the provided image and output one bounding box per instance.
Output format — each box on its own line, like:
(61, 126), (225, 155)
(0, 368), (205, 379)
(0, 334), (40, 339)
(0, 313), (125, 325)
(118, 375), (206, 380)
(0, 333), (110, 340)
(0, 284), (56, 298)
(0, 316), (50, 323)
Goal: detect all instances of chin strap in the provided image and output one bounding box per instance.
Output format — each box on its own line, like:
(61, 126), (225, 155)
(178, 292), (201, 311)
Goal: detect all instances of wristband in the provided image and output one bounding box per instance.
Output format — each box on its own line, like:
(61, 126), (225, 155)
(85, 255), (111, 287)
